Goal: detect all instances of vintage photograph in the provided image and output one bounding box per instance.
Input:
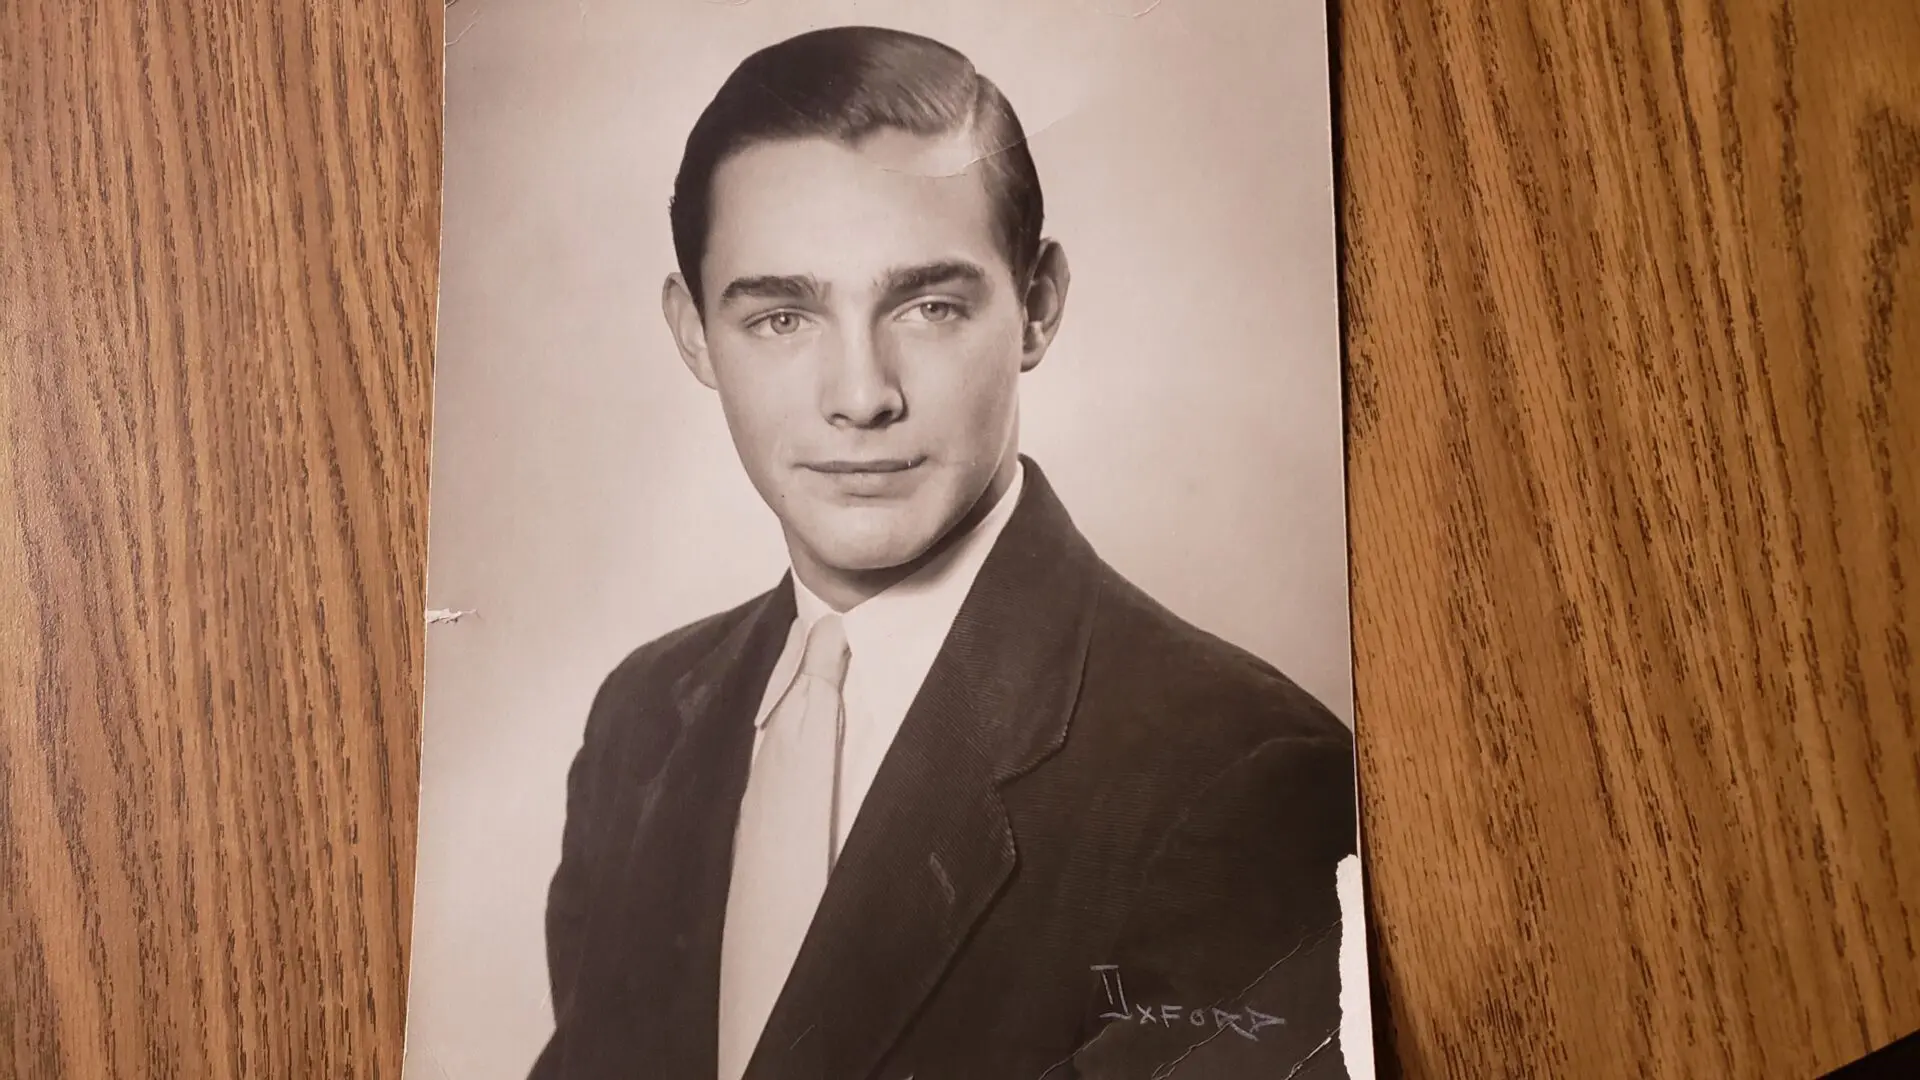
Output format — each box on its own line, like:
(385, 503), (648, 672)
(410, 2), (1366, 1077)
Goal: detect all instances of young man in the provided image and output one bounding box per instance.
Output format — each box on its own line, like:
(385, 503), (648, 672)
(531, 25), (1357, 1080)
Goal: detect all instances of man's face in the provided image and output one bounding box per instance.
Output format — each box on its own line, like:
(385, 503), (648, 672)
(667, 129), (1063, 584)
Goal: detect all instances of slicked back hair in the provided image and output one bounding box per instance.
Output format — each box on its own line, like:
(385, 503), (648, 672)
(670, 26), (1045, 314)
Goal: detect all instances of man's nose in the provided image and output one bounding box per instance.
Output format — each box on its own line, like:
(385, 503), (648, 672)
(819, 325), (905, 430)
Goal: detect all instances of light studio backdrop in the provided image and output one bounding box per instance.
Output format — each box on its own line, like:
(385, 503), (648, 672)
(410, 1), (1357, 1076)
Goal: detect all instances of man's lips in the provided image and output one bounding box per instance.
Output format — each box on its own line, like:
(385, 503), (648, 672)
(802, 455), (927, 474)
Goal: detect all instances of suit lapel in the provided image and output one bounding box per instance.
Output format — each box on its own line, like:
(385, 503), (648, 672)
(747, 461), (1104, 1080)
(585, 582), (795, 1074)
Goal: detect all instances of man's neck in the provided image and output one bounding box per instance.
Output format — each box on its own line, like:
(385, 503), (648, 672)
(792, 454), (1022, 613)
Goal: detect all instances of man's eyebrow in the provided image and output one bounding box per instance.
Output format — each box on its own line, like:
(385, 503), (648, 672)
(717, 274), (823, 305)
(878, 260), (989, 296)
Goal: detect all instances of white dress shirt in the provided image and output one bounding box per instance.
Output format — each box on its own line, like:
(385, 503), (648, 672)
(746, 461), (1027, 858)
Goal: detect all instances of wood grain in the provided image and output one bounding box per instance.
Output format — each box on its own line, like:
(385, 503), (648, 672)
(1, 1), (1914, 1078)
(0, 2), (438, 1078)
(1340, 0), (1920, 1076)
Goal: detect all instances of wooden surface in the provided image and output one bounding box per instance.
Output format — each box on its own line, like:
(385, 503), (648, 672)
(1342, 0), (1920, 1076)
(0, 2), (438, 1078)
(0, 1), (1913, 1078)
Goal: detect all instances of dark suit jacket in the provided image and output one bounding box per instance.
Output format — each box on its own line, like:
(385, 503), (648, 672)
(530, 460), (1359, 1080)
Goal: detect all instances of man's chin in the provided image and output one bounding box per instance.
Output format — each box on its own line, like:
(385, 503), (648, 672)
(796, 515), (943, 576)
(809, 537), (934, 575)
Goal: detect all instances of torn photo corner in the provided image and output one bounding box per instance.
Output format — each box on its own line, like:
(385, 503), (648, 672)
(409, 2), (1372, 1077)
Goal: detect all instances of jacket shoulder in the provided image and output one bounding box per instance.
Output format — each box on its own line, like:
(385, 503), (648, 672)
(603, 599), (750, 688)
(582, 588), (776, 733)
(1057, 561), (1358, 892)
(1084, 564), (1352, 756)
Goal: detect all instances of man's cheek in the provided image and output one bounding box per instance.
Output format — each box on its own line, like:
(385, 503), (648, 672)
(963, 377), (1016, 432)
(726, 387), (788, 446)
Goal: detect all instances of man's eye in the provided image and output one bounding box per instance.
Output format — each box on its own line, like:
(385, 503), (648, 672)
(751, 311), (805, 337)
(904, 300), (963, 324)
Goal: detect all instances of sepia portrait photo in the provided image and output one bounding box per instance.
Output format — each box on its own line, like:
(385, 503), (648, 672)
(408, 2), (1368, 1078)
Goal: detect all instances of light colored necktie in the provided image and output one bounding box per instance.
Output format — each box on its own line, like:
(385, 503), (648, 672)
(718, 614), (849, 1080)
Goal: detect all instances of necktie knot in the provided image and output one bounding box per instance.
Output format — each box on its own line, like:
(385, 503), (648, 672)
(800, 613), (850, 686)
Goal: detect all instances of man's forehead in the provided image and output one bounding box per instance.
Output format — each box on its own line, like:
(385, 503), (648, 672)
(846, 127), (986, 178)
(703, 130), (1004, 283)
(713, 128), (992, 198)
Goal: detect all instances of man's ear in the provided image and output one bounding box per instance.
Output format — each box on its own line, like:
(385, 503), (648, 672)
(1018, 239), (1071, 372)
(662, 272), (717, 388)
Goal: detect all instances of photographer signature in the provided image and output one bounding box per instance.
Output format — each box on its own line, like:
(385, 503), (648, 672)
(1090, 965), (1284, 1041)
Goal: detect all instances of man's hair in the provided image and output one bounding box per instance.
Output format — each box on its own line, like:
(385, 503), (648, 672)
(670, 26), (1045, 313)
